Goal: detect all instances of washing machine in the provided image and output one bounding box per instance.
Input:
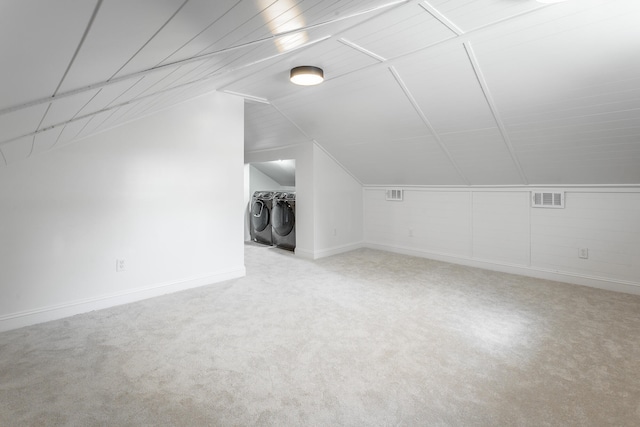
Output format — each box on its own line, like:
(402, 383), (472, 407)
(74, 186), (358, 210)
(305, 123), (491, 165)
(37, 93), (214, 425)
(272, 192), (296, 251)
(250, 191), (274, 246)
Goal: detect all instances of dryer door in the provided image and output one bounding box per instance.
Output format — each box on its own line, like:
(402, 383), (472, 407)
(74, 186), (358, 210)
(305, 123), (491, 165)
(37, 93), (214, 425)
(251, 200), (270, 232)
(272, 200), (295, 236)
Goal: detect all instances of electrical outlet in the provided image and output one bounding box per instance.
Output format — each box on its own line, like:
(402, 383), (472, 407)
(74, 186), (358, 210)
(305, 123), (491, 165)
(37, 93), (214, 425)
(116, 259), (126, 272)
(579, 248), (588, 259)
(333, 228), (337, 236)
(409, 228), (414, 237)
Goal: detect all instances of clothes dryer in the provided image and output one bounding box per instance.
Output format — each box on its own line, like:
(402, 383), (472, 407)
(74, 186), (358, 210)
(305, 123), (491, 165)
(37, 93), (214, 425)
(250, 191), (274, 246)
(272, 192), (295, 251)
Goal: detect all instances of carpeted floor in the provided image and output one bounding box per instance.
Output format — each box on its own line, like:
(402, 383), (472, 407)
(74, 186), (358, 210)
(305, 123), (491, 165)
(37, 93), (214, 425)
(1, 244), (639, 426)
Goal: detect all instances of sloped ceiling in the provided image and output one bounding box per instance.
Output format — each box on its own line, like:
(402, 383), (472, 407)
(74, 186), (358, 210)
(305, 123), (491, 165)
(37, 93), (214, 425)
(1, 0), (639, 186)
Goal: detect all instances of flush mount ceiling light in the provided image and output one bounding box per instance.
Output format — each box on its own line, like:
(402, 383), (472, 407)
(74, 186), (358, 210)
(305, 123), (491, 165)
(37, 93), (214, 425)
(290, 66), (324, 86)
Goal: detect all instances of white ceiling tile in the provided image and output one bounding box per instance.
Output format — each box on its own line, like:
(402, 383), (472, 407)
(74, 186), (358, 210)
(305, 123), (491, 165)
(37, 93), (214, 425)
(0, 0), (97, 109)
(59, 0), (186, 93)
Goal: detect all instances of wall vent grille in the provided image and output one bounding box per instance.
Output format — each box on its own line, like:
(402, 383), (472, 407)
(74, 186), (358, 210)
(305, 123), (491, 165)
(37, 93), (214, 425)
(386, 189), (403, 201)
(532, 191), (564, 208)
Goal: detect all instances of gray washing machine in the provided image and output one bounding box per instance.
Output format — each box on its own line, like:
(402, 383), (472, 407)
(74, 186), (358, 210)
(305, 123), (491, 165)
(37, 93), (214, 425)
(272, 192), (296, 251)
(250, 191), (274, 246)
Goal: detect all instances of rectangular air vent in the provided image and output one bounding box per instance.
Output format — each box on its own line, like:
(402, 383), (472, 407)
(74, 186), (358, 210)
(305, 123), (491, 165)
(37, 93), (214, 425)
(386, 189), (403, 201)
(532, 191), (564, 208)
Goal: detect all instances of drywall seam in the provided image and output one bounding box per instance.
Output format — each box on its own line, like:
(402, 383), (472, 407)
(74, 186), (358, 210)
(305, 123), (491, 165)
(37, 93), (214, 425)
(0, 267), (246, 333)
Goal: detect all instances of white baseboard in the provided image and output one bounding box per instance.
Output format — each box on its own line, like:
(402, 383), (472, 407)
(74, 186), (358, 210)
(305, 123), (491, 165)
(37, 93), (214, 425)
(364, 242), (640, 296)
(294, 247), (315, 260)
(313, 242), (365, 260)
(0, 267), (246, 333)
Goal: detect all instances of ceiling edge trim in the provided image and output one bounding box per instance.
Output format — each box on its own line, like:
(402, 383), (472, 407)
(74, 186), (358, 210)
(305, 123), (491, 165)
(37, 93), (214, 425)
(419, 1), (464, 36)
(463, 42), (529, 185)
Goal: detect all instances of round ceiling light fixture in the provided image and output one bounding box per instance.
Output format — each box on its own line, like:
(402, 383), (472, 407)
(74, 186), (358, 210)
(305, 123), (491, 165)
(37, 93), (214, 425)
(290, 66), (324, 86)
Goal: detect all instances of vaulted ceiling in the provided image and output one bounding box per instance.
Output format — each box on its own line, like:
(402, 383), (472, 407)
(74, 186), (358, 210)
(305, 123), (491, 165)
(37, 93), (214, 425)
(1, 0), (639, 185)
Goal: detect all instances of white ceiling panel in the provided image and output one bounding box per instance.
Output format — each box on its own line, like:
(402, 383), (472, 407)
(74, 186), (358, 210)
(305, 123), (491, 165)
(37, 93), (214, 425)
(331, 137), (465, 186)
(341, 2), (455, 59)
(74, 80), (143, 117)
(113, 0), (241, 77)
(441, 128), (524, 185)
(40, 90), (100, 129)
(0, 0), (96, 110)
(158, 0), (274, 66)
(520, 157), (640, 185)
(54, 117), (94, 148)
(392, 45), (498, 134)
(245, 102), (309, 152)
(224, 39), (379, 103)
(426, 0), (545, 33)
(275, 68), (429, 146)
(0, 104), (49, 144)
(59, 0), (186, 93)
(32, 127), (65, 156)
(0, 136), (33, 165)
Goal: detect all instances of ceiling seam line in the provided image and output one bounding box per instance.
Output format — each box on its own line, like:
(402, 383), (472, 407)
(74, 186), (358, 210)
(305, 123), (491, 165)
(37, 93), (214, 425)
(28, 103), (53, 157)
(222, 91), (270, 104)
(0, 76), (207, 148)
(270, 102), (364, 186)
(109, 0), (189, 79)
(52, 0), (103, 96)
(463, 42), (529, 185)
(419, 1), (465, 36)
(338, 38), (387, 62)
(388, 66), (470, 186)
(155, 0), (244, 66)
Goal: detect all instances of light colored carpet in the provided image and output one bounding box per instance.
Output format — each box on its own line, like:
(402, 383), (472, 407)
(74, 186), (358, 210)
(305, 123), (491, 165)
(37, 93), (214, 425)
(1, 244), (639, 426)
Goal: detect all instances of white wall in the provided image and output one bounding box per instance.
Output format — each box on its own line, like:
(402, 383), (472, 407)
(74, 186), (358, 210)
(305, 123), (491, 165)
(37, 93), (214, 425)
(0, 92), (246, 331)
(364, 187), (640, 295)
(313, 145), (363, 258)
